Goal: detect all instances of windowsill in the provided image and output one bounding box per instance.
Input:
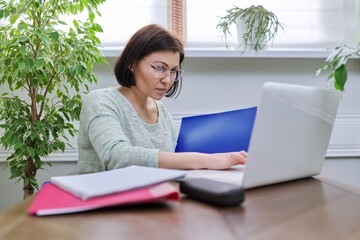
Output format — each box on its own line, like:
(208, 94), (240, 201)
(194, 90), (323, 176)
(185, 47), (334, 58)
(100, 46), (334, 59)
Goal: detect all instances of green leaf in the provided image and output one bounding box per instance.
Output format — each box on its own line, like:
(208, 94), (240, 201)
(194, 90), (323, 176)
(17, 35), (27, 43)
(24, 178), (30, 186)
(14, 141), (24, 150)
(17, 21), (28, 30)
(50, 31), (59, 41)
(27, 147), (36, 158)
(20, 44), (27, 54)
(89, 12), (95, 22)
(93, 23), (103, 32)
(18, 61), (26, 70)
(73, 19), (79, 29)
(35, 94), (44, 103)
(29, 177), (39, 190)
(29, 131), (37, 141)
(2, 131), (14, 143)
(334, 64), (347, 91)
(332, 56), (347, 70)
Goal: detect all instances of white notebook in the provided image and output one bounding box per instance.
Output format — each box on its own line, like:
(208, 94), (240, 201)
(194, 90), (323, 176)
(51, 165), (186, 200)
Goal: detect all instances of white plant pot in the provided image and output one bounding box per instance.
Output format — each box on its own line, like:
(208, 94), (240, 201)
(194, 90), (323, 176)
(235, 17), (269, 51)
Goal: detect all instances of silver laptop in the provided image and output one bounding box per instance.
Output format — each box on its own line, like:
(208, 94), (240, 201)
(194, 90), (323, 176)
(185, 82), (341, 189)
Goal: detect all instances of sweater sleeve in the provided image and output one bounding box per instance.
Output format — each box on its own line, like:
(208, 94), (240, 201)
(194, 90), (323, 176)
(87, 113), (159, 169)
(78, 90), (160, 171)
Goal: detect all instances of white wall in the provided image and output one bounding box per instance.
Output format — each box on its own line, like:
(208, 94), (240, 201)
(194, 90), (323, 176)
(1, 55), (360, 212)
(95, 56), (360, 157)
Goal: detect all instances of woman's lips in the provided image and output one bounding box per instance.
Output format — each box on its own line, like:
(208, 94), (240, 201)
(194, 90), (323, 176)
(156, 88), (167, 93)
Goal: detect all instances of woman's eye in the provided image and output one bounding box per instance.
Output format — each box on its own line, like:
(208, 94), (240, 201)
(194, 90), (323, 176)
(154, 65), (166, 72)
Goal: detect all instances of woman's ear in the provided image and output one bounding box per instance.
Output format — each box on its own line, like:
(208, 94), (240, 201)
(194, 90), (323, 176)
(129, 65), (134, 72)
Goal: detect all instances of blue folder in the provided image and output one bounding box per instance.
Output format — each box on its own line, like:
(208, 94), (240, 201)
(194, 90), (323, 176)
(175, 106), (257, 153)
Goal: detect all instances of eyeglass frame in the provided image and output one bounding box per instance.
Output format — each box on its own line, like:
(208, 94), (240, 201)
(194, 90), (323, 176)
(143, 58), (184, 82)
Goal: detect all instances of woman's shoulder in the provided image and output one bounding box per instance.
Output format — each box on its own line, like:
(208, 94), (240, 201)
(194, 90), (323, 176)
(84, 87), (122, 103)
(83, 87), (127, 111)
(85, 87), (118, 98)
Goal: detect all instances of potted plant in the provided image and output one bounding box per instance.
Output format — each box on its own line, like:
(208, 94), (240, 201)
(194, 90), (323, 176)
(314, 45), (360, 91)
(0, 0), (106, 198)
(217, 5), (284, 51)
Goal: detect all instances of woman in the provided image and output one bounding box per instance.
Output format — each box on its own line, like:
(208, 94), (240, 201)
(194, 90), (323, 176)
(77, 24), (247, 172)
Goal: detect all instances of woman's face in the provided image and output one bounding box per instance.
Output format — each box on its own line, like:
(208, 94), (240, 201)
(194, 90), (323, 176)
(133, 50), (181, 100)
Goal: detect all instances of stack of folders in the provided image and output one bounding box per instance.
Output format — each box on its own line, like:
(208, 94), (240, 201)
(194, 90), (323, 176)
(29, 107), (256, 216)
(28, 165), (187, 216)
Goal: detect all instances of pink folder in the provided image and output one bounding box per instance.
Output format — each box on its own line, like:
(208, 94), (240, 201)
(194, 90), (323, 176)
(28, 182), (180, 216)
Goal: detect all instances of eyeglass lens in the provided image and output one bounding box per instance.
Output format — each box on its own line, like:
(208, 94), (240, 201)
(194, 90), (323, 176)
(154, 67), (183, 82)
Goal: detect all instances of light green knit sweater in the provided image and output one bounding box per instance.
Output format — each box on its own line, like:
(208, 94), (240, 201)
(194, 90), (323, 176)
(77, 87), (177, 172)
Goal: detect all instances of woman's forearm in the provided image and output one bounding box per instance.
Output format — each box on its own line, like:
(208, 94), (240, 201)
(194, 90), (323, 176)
(158, 151), (247, 170)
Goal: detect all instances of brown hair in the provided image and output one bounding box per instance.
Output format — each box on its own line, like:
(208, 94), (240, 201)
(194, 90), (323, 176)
(114, 24), (185, 98)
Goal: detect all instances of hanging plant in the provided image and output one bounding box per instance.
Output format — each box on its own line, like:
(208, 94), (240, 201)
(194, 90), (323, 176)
(217, 5), (285, 51)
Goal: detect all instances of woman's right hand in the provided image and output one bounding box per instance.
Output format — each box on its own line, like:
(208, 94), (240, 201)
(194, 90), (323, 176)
(203, 151), (247, 170)
(159, 150), (247, 170)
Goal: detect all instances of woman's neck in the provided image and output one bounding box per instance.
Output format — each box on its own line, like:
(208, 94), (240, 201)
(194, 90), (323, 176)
(119, 87), (158, 124)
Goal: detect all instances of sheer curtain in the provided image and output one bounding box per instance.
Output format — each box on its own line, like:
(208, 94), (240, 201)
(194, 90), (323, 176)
(92, 0), (357, 50)
(96, 0), (168, 48)
(2, 0), (357, 50)
(185, 0), (357, 49)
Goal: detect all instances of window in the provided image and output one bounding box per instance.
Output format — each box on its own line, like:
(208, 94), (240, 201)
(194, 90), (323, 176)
(96, 0), (168, 48)
(93, 0), (357, 51)
(186, 0), (358, 49)
(168, 0), (187, 41)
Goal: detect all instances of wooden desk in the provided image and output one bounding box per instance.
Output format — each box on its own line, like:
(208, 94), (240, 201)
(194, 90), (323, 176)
(0, 177), (359, 240)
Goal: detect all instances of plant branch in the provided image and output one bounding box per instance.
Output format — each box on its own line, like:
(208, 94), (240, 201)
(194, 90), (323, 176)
(1, 96), (31, 108)
(38, 72), (56, 119)
(314, 45), (360, 91)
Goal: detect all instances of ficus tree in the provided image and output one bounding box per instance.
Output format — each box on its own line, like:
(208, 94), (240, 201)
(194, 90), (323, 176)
(0, 0), (106, 198)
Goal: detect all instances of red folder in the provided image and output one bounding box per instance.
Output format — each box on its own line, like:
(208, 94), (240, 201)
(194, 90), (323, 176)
(28, 182), (180, 216)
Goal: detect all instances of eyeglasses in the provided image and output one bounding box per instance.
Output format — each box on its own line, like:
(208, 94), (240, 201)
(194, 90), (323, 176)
(143, 58), (184, 82)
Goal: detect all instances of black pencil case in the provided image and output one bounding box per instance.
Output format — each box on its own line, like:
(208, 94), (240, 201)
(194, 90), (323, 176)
(179, 178), (245, 207)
